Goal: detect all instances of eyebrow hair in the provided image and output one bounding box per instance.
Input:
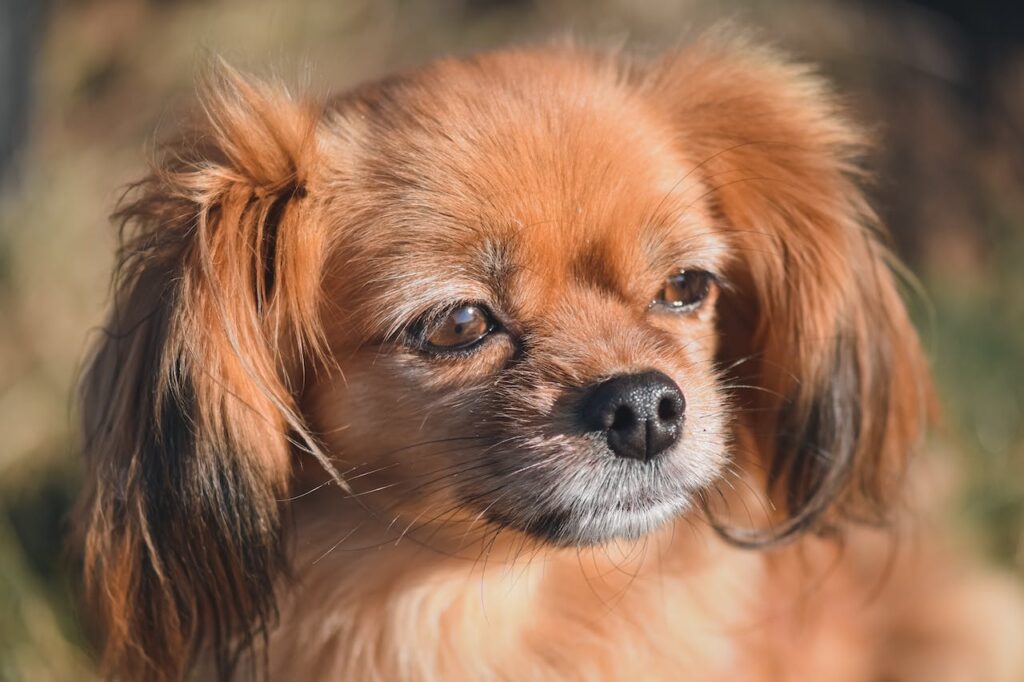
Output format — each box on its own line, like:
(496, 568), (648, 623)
(641, 218), (728, 273)
(472, 234), (524, 302)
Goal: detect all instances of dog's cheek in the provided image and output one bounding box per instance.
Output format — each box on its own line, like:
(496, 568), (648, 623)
(307, 364), (430, 462)
(647, 319), (730, 485)
(675, 365), (731, 486)
(305, 352), (500, 491)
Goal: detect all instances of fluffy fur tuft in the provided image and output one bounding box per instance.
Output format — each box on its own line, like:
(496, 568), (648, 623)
(78, 64), (329, 681)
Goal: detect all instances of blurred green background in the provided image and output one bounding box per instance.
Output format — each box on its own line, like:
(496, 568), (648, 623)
(0, 0), (1021, 679)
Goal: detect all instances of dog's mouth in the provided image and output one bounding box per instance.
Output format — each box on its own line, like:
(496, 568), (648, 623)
(479, 486), (691, 547)
(449, 414), (726, 547)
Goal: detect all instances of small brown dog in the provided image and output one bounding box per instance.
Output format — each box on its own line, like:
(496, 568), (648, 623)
(78, 32), (1024, 681)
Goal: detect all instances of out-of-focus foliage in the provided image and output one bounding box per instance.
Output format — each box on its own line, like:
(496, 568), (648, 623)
(0, 1), (1020, 678)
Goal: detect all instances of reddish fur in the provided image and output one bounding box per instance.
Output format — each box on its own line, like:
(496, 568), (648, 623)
(79, 67), (330, 680)
(77, 35), (1024, 681)
(646, 39), (931, 531)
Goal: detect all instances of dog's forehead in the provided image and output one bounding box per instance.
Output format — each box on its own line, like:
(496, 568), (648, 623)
(332, 54), (725, 321)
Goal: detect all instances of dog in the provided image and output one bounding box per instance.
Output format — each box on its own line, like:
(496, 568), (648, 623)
(77, 32), (1024, 681)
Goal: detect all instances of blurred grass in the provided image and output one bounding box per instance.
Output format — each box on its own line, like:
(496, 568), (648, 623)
(0, 0), (1021, 678)
(921, 211), (1024, 567)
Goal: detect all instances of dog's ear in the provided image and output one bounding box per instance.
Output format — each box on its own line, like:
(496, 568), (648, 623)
(647, 36), (931, 542)
(78, 65), (331, 680)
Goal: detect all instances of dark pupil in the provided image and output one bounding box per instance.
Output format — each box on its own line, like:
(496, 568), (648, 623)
(450, 307), (477, 337)
(427, 305), (489, 348)
(665, 271), (707, 306)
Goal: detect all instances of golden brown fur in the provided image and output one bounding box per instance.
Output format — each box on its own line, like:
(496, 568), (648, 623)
(77, 34), (1024, 681)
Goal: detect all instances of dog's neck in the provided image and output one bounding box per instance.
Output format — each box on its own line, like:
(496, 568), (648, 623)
(250, 486), (842, 681)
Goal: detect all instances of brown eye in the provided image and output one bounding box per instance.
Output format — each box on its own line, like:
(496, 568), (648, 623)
(422, 304), (495, 351)
(654, 270), (713, 311)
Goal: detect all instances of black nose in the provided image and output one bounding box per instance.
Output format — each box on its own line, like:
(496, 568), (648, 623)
(580, 371), (685, 461)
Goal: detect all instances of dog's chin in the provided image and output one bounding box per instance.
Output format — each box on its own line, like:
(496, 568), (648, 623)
(460, 438), (726, 547)
(487, 495), (692, 547)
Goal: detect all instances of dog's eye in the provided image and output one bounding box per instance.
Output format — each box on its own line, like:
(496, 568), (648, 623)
(422, 304), (495, 352)
(654, 270), (713, 311)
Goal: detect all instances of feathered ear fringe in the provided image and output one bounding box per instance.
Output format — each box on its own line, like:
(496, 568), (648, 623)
(78, 62), (338, 682)
(648, 34), (931, 544)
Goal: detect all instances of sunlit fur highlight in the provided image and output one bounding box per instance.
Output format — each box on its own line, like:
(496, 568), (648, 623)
(77, 33), (1024, 682)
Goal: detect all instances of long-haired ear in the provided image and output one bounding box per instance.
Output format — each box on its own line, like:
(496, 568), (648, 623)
(77, 64), (335, 680)
(646, 35), (931, 543)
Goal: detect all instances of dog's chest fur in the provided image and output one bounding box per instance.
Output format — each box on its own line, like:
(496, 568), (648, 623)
(254, 513), (877, 682)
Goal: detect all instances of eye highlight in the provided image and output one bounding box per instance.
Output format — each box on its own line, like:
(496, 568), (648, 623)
(419, 304), (496, 353)
(653, 270), (714, 311)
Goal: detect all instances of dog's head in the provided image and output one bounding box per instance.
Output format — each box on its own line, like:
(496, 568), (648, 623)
(78, 39), (929, 681)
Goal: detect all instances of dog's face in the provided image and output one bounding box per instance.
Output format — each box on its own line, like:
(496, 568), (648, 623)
(312, 64), (731, 544)
(78, 43), (929, 680)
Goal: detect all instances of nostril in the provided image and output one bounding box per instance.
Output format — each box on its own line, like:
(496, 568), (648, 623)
(657, 396), (679, 422)
(610, 405), (635, 432)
